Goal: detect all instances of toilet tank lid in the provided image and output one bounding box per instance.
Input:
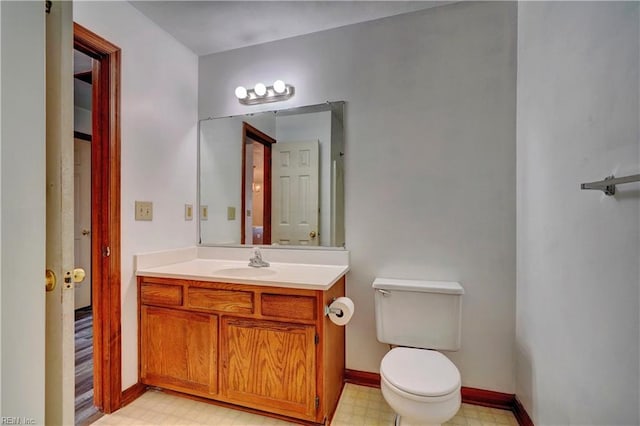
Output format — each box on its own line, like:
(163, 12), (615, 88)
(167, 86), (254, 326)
(373, 278), (464, 295)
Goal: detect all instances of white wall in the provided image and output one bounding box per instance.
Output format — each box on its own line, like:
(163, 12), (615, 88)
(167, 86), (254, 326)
(74, 1), (199, 389)
(516, 2), (640, 424)
(74, 107), (91, 135)
(74, 77), (92, 135)
(0, 0), (3, 411)
(0, 1), (46, 422)
(200, 2), (517, 392)
(73, 78), (91, 135)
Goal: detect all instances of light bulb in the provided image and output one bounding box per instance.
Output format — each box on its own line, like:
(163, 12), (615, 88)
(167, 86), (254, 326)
(273, 80), (286, 94)
(254, 83), (267, 97)
(234, 86), (247, 99)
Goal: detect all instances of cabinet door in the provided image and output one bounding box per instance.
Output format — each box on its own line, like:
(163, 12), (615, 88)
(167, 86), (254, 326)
(221, 317), (316, 420)
(141, 306), (217, 396)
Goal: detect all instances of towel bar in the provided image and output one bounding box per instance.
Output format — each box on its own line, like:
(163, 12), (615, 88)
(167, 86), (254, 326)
(580, 174), (640, 196)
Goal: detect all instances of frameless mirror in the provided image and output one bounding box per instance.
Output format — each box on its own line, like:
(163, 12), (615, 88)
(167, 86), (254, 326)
(199, 101), (345, 248)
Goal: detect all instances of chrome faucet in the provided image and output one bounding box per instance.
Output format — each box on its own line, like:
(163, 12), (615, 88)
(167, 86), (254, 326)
(248, 247), (270, 268)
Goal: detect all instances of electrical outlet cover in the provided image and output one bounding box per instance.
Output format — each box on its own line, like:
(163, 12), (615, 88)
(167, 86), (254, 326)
(135, 201), (153, 221)
(227, 206), (236, 221)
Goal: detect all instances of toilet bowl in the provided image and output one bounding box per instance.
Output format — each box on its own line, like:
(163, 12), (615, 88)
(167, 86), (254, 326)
(373, 278), (464, 426)
(380, 347), (461, 426)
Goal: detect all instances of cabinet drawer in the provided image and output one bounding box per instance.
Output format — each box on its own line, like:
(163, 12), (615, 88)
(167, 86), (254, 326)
(261, 294), (316, 321)
(140, 283), (183, 307)
(188, 287), (254, 314)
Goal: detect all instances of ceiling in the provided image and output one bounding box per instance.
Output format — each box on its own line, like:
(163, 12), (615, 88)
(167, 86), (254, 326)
(129, 1), (451, 56)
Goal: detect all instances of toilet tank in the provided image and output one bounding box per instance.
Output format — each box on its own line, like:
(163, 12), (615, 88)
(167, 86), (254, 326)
(373, 278), (464, 351)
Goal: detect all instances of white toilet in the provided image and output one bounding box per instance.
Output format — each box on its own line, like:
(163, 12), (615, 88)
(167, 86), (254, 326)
(373, 278), (464, 426)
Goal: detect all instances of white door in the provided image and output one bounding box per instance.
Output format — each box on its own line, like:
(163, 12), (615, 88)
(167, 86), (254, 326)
(74, 138), (92, 309)
(272, 140), (319, 246)
(45, 2), (76, 424)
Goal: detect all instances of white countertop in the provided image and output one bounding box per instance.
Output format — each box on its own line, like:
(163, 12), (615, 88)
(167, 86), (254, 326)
(135, 247), (349, 291)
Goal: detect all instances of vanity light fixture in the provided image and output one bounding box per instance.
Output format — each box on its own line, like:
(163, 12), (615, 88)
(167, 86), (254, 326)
(234, 80), (295, 105)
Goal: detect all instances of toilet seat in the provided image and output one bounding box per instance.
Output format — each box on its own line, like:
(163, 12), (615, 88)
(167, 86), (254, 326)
(381, 347), (460, 399)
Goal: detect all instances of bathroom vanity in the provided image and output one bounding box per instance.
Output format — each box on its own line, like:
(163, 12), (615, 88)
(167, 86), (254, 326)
(135, 248), (349, 425)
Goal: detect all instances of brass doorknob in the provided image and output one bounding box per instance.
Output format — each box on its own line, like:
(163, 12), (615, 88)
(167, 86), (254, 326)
(81, 229), (90, 236)
(73, 268), (86, 283)
(309, 231), (317, 239)
(45, 269), (56, 292)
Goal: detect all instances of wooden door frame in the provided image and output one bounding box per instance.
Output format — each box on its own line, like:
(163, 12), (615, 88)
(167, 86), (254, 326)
(241, 122), (275, 245)
(73, 23), (122, 414)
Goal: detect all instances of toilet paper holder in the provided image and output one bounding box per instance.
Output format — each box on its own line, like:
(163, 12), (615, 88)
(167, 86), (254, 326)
(324, 299), (344, 318)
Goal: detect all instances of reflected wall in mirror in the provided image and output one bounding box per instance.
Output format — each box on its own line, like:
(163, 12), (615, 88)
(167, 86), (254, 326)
(199, 101), (345, 248)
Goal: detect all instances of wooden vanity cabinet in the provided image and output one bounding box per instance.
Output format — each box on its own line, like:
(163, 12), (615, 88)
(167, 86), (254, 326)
(138, 275), (346, 425)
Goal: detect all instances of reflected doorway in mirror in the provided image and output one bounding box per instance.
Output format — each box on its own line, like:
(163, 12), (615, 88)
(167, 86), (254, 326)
(241, 122), (275, 245)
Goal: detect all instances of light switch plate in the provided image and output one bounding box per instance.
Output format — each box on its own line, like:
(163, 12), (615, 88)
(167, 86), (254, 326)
(227, 206), (235, 221)
(185, 204), (193, 221)
(135, 201), (153, 221)
(200, 205), (208, 221)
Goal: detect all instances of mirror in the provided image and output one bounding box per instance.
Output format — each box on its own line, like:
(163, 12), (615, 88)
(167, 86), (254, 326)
(199, 101), (345, 248)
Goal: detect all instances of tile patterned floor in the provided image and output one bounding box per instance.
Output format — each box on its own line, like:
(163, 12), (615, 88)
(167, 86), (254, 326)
(91, 384), (518, 426)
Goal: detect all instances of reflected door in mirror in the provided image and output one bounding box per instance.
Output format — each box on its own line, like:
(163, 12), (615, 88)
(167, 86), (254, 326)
(272, 141), (319, 246)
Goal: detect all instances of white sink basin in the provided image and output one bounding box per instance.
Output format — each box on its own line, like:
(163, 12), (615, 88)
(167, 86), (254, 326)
(214, 267), (277, 278)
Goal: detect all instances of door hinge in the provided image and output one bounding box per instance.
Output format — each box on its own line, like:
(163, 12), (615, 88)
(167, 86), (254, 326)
(314, 333), (319, 345)
(45, 1), (52, 14)
(315, 396), (320, 409)
(103, 246), (111, 257)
